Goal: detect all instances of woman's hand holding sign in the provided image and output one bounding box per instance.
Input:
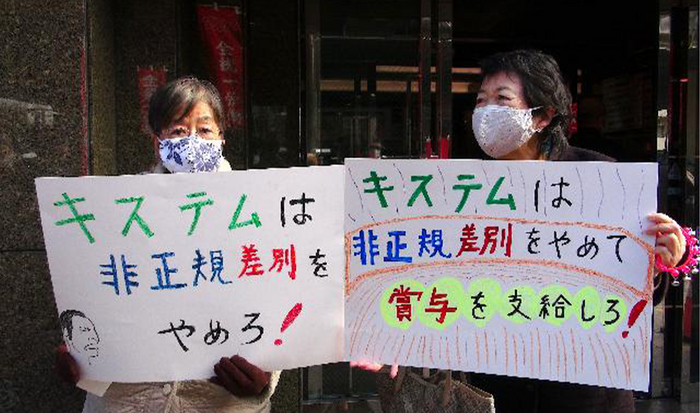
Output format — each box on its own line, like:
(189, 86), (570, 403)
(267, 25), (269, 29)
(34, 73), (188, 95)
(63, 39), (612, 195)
(211, 355), (271, 397)
(55, 343), (80, 384)
(646, 213), (687, 268)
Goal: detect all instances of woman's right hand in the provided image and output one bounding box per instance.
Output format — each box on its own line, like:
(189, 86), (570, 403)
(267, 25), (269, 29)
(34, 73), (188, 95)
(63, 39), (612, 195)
(349, 361), (399, 378)
(55, 343), (80, 384)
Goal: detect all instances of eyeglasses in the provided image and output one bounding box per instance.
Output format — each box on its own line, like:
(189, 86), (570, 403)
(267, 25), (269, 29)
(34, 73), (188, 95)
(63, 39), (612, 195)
(163, 125), (221, 140)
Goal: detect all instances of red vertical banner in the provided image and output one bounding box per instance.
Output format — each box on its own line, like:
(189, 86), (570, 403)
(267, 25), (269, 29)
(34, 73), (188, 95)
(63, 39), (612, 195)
(137, 66), (167, 137)
(197, 5), (244, 130)
(569, 102), (578, 136)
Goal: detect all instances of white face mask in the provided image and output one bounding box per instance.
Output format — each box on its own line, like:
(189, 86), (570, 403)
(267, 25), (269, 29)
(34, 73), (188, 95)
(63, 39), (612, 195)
(472, 105), (542, 158)
(158, 135), (223, 173)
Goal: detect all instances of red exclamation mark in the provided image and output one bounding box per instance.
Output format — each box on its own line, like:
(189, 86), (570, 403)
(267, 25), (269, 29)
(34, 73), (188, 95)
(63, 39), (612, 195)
(274, 303), (303, 346)
(622, 299), (647, 338)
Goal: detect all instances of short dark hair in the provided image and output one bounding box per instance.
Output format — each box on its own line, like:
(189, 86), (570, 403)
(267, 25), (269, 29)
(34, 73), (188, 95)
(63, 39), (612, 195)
(148, 76), (225, 135)
(479, 50), (572, 158)
(59, 309), (87, 341)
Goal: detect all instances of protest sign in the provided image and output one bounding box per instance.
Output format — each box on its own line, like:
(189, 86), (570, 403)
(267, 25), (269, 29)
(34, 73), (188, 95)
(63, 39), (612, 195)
(344, 159), (657, 391)
(36, 166), (345, 382)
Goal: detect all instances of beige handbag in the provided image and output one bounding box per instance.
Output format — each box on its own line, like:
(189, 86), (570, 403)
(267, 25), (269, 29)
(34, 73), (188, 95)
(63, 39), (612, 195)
(377, 368), (495, 413)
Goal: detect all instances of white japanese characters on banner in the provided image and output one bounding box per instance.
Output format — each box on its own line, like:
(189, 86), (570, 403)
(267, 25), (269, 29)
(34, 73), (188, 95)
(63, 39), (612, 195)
(197, 5), (244, 129)
(36, 166), (345, 383)
(344, 159), (657, 391)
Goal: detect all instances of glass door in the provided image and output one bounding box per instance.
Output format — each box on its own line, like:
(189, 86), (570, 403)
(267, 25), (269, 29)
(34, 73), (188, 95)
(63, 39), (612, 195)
(302, 0), (455, 409)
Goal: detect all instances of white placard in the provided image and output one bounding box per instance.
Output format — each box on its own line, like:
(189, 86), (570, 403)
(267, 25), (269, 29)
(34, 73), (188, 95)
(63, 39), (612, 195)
(344, 159), (657, 391)
(36, 166), (345, 382)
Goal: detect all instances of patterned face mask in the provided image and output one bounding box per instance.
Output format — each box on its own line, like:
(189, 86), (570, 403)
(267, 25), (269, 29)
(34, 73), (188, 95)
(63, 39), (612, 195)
(472, 105), (542, 159)
(158, 135), (223, 173)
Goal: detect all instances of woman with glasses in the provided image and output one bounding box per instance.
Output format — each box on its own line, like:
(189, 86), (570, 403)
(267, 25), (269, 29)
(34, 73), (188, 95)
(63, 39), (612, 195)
(56, 77), (279, 413)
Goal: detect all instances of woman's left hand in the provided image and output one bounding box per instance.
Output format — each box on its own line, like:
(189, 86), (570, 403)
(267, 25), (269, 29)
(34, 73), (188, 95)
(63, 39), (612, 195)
(646, 213), (687, 268)
(211, 355), (271, 397)
(349, 361), (399, 378)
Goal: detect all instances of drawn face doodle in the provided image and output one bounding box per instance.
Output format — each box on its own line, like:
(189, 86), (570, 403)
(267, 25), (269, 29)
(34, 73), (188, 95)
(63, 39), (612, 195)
(72, 316), (99, 356)
(62, 312), (101, 365)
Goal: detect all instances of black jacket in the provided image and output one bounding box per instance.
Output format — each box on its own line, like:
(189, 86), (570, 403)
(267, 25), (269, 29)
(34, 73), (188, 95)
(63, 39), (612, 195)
(550, 143), (615, 162)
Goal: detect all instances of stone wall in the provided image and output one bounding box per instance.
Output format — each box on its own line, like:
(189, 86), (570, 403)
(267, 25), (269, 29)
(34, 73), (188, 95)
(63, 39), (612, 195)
(0, 0), (301, 411)
(0, 0), (90, 411)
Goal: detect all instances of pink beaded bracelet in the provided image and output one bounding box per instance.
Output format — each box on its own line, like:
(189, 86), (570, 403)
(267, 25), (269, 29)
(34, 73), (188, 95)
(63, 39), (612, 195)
(655, 227), (700, 285)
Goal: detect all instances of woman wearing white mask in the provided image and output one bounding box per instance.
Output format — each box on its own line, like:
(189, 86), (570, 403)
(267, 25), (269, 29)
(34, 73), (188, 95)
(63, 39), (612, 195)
(468, 49), (685, 413)
(353, 50), (687, 413)
(56, 77), (280, 413)
(471, 50), (683, 275)
(472, 49), (609, 162)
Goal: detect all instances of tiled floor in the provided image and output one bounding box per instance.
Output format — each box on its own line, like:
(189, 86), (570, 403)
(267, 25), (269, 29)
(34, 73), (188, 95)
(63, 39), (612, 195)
(636, 398), (699, 413)
(303, 398), (699, 413)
